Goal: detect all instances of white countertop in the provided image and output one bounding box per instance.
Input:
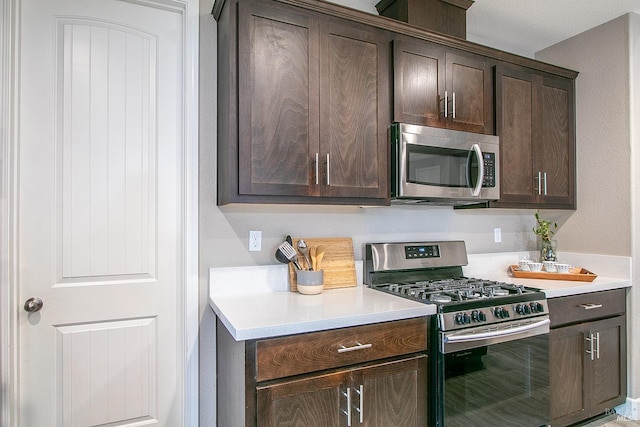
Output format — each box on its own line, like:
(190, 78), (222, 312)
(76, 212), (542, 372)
(209, 264), (435, 341)
(209, 252), (632, 341)
(465, 252), (631, 298)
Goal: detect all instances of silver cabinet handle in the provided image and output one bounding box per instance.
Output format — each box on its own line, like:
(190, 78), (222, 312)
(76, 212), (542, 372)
(337, 342), (372, 353)
(24, 297), (44, 313)
(537, 171), (542, 195)
(579, 303), (603, 310)
(355, 384), (364, 423)
(326, 153), (330, 186)
(315, 153), (319, 185)
(586, 333), (595, 361)
(444, 90), (448, 118)
(595, 331), (600, 359)
(343, 387), (351, 427)
(543, 172), (548, 195)
(452, 92), (456, 119)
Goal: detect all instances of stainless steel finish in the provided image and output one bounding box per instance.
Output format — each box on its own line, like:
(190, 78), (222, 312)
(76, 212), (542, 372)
(343, 387), (351, 427)
(337, 342), (372, 354)
(441, 316), (550, 353)
(452, 92), (456, 119)
(297, 239), (313, 271)
(537, 171), (542, 195)
(579, 303), (603, 310)
(24, 297), (43, 313)
(586, 333), (595, 361)
(315, 153), (319, 185)
(596, 332), (600, 359)
(394, 123), (500, 203)
(470, 143), (483, 196)
(543, 171), (548, 195)
(326, 153), (330, 186)
(367, 241), (468, 273)
(438, 298), (549, 331)
(444, 91), (448, 118)
(277, 242), (302, 270)
(356, 385), (364, 423)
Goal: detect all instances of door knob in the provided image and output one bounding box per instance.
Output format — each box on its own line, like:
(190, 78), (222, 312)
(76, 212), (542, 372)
(24, 297), (43, 313)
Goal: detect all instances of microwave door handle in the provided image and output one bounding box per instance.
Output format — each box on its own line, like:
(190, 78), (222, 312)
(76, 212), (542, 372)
(470, 143), (484, 196)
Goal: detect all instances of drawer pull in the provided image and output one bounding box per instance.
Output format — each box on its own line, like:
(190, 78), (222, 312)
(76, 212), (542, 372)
(337, 342), (372, 354)
(343, 387), (351, 427)
(579, 303), (603, 310)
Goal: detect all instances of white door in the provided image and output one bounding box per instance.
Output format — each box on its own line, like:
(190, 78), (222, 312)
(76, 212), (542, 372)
(18, 0), (186, 425)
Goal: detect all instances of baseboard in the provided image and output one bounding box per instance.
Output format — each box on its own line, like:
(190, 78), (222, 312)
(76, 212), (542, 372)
(615, 397), (640, 420)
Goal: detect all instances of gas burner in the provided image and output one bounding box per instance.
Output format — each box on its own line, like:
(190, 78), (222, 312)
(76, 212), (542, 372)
(430, 294), (452, 303)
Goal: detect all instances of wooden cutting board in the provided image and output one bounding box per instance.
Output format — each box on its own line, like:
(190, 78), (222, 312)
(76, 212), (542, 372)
(288, 237), (357, 292)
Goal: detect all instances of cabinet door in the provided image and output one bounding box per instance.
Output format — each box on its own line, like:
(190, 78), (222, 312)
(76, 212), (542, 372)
(238, 1), (320, 197)
(494, 63), (576, 209)
(319, 20), (390, 200)
(356, 355), (428, 427)
(533, 74), (575, 208)
(256, 370), (350, 427)
(393, 39), (445, 127)
(589, 316), (626, 416)
(494, 64), (538, 206)
(446, 52), (494, 134)
(549, 324), (588, 426)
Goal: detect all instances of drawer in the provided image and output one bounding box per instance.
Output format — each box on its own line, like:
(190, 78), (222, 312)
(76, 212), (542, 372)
(548, 288), (626, 327)
(254, 317), (428, 382)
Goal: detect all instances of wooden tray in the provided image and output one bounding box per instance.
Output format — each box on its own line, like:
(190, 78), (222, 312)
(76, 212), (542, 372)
(288, 238), (357, 292)
(509, 265), (597, 282)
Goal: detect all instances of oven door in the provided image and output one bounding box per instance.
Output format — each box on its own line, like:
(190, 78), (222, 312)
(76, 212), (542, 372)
(437, 317), (550, 427)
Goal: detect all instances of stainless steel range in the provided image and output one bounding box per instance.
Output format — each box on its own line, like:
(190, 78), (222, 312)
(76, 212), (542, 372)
(365, 241), (550, 427)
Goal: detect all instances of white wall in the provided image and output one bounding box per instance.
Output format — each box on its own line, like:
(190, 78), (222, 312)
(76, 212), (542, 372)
(537, 12), (639, 406)
(197, 1), (626, 425)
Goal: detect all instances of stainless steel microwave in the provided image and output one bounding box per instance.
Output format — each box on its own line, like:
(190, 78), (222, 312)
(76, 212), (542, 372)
(391, 123), (500, 205)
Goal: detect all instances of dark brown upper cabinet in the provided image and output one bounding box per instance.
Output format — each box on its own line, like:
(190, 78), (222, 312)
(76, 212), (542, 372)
(217, 0), (390, 205)
(393, 37), (494, 134)
(492, 63), (576, 209)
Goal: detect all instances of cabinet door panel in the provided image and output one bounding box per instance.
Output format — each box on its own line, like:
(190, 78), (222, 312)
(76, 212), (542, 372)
(256, 371), (349, 427)
(447, 53), (493, 134)
(393, 39), (445, 127)
(590, 316), (626, 415)
(320, 21), (389, 199)
(535, 75), (574, 205)
(358, 356), (428, 427)
(238, 2), (319, 196)
(496, 68), (537, 204)
(550, 324), (588, 426)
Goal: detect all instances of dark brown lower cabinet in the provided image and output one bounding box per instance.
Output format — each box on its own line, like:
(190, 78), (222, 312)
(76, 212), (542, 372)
(217, 317), (429, 427)
(549, 290), (627, 426)
(256, 355), (427, 427)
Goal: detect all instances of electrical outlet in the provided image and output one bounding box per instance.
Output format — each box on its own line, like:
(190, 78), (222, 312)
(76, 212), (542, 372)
(494, 228), (502, 243)
(249, 230), (262, 251)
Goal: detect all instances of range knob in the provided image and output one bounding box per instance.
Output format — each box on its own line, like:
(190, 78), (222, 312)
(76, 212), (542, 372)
(454, 312), (471, 325)
(470, 310), (486, 322)
(530, 302), (544, 313)
(515, 303), (531, 315)
(494, 306), (510, 319)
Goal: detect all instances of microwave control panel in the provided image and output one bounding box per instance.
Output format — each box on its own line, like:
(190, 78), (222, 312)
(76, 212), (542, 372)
(482, 153), (496, 187)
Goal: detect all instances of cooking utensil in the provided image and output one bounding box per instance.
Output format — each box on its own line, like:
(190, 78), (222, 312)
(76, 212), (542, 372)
(309, 246), (317, 271)
(278, 241), (302, 270)
(275, 247), (291, 265)
(314, 245), (325, 270)
(297, 239), (313, 270)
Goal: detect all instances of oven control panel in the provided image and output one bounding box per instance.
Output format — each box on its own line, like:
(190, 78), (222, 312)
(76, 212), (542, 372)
(404, 244), (440, 259)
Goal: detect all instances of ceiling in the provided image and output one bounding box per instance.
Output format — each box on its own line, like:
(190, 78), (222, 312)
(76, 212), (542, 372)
(465, 0), (640, 58)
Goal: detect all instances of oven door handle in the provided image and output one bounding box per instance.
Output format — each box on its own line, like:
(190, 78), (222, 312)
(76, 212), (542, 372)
(444, 318), (550, 344)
